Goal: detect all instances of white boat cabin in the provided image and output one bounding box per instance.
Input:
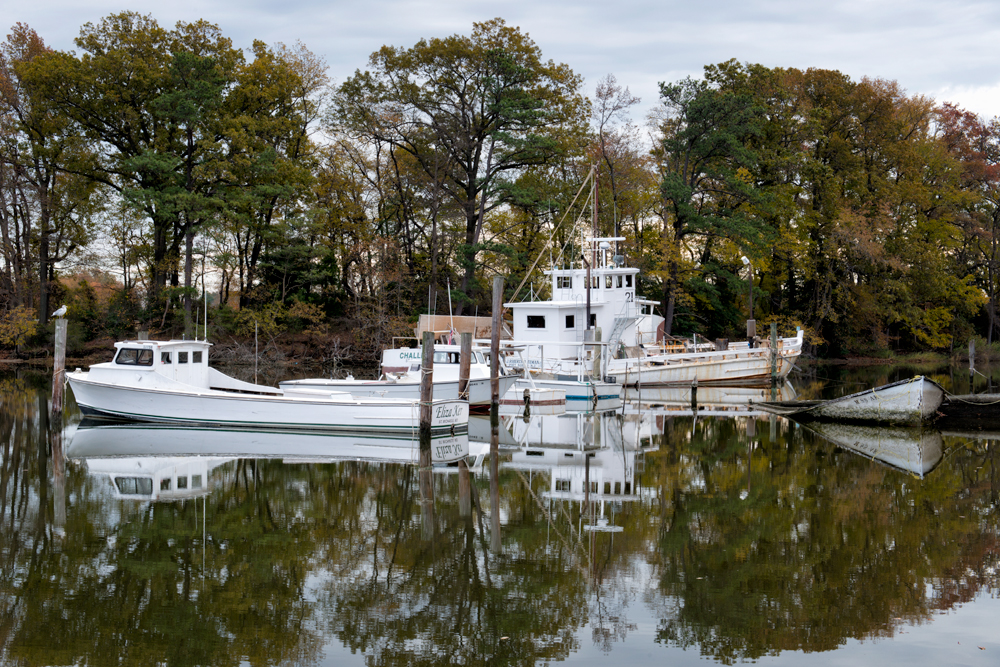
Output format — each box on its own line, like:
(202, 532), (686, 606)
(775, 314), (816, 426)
(381, 344), (492, 380)
(505, 237), (663, 357)
(104, 339), (213, 386)
(87, 338), (281, 395)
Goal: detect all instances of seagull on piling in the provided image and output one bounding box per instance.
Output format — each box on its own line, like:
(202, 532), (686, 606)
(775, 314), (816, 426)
(51, 304), (67, 318)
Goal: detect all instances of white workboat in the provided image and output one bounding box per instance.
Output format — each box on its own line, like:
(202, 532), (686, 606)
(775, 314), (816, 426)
(67, 339), (468, 435)
(280, 343), (518, 412)
(755, 376), (945, 425)
(501, 231), (802, 387)
(608, 330), (803, 387)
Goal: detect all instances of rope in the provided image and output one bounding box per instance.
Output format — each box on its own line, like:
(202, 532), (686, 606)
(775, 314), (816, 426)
(505, 165), (597, 310)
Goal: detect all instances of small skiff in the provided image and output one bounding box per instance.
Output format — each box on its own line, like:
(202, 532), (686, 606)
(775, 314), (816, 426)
(755, 376), (945, 425)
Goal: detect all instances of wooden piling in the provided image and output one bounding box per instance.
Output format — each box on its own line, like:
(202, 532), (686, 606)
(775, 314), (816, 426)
(51, 318), (67, 419)
(419, 331), (435, 444)
(490, 276), (503, 406)
(970, 338), (976, 390)
(770, 322), (778, 383)
(690, 377), (698, 412)
(459, 332), (472, 401)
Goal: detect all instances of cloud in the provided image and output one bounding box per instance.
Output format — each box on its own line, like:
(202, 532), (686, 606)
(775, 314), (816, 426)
(10, 0), (1000, 120)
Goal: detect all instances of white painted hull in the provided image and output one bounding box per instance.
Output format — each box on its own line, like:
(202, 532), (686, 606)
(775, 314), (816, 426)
(607, 340), (800, 387)
(68, 373), (468, 435)
(67, 421), (471, 465)
(280, 374), (518, 409)
(758, 376), (945, 425)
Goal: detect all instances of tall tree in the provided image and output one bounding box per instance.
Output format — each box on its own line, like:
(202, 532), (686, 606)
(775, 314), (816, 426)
(333, 18), (588, 311)
(20, 13), (242, 312)
(0, 23), (98, 325)
(654, 76), (770, 336)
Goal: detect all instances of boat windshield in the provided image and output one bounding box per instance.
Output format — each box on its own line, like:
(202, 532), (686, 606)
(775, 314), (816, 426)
(433, 351), (460, 364)
(115, 348), (154, 366)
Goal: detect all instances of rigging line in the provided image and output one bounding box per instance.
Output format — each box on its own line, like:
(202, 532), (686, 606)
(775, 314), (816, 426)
(505, 164), (597, 310)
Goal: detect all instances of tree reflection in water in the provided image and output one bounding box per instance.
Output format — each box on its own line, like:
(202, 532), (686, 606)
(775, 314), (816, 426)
(0, 373), (997, 665)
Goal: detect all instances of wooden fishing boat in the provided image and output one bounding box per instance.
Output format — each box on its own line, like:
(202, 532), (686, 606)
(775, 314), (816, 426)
(755, 376), (945, 425)
(67, 339), (468, 435)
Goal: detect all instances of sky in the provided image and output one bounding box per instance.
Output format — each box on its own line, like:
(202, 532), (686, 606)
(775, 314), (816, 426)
(9, 0), (1000, 124)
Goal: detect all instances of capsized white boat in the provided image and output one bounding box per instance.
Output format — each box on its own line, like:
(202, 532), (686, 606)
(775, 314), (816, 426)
(756, 376), (945, 425)
(67, 419), (471, 465)
(67, 339), (468, 435)
(280, 343), (519, 411)
(801, 422), (944, 478)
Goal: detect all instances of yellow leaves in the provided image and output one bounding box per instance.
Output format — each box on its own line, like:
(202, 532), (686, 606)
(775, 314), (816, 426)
(734, 166), (753, 186)
(234, 303), (285, 340)
(0, 305), (37, 348)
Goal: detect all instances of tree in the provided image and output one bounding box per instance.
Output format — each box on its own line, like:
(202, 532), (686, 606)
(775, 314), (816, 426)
(333, 18), (589, 311)
(19, 13), (241, 313)
(654, 75), (770, 336)
(0, 23), (99, 326)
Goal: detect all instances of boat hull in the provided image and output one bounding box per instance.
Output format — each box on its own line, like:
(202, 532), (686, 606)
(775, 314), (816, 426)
(757, 376), (945, 425)
(607, 342), (800, 387)
(279, 374), (518, 411)
(68, 374), (468, 435)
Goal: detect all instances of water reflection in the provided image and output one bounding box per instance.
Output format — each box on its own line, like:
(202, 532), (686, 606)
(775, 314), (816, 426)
(0, 372), (998, 665)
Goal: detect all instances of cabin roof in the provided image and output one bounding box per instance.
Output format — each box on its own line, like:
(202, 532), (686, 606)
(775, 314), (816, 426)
(115, 339), (213, 350)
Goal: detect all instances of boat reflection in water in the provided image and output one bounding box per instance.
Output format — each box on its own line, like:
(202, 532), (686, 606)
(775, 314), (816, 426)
(82, 455), (233, 501)
(68, 418), (471, 467)
(802, 421), (946, 478)
(504, 410), (657, 529)
(624, 381), (796, 416)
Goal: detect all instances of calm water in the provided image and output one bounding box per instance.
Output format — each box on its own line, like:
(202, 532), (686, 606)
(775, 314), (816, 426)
(1, 365), (998, 666)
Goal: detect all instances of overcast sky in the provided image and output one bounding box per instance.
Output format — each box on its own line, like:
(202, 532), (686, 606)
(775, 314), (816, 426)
(11, 0), (1000, 123)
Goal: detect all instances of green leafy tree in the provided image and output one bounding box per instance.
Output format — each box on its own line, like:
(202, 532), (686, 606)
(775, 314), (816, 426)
(333, 18), (589, 311)
(654, 75), (771, 336)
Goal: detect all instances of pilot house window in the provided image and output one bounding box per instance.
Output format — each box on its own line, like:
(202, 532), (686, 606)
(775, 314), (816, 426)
(527, 315), (546, 329)
(565, 315), (575, 329)
(161, 352), (171, 364)
(115, 348), (154, 366)
(178, 352), (188, 364)
(193, 351), (203, 363)
(557, 276), (572, 289)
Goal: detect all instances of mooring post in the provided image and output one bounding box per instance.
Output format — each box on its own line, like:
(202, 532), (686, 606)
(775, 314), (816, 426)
(969, 338), (976, 391)
(459, 332), (472, 401)
(770, 322), (778, 383)
(420, 330), (435, 445)
(51, 318), (67, 419)
(490, 276), (503, 407)
(690, 377), (698, 412)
